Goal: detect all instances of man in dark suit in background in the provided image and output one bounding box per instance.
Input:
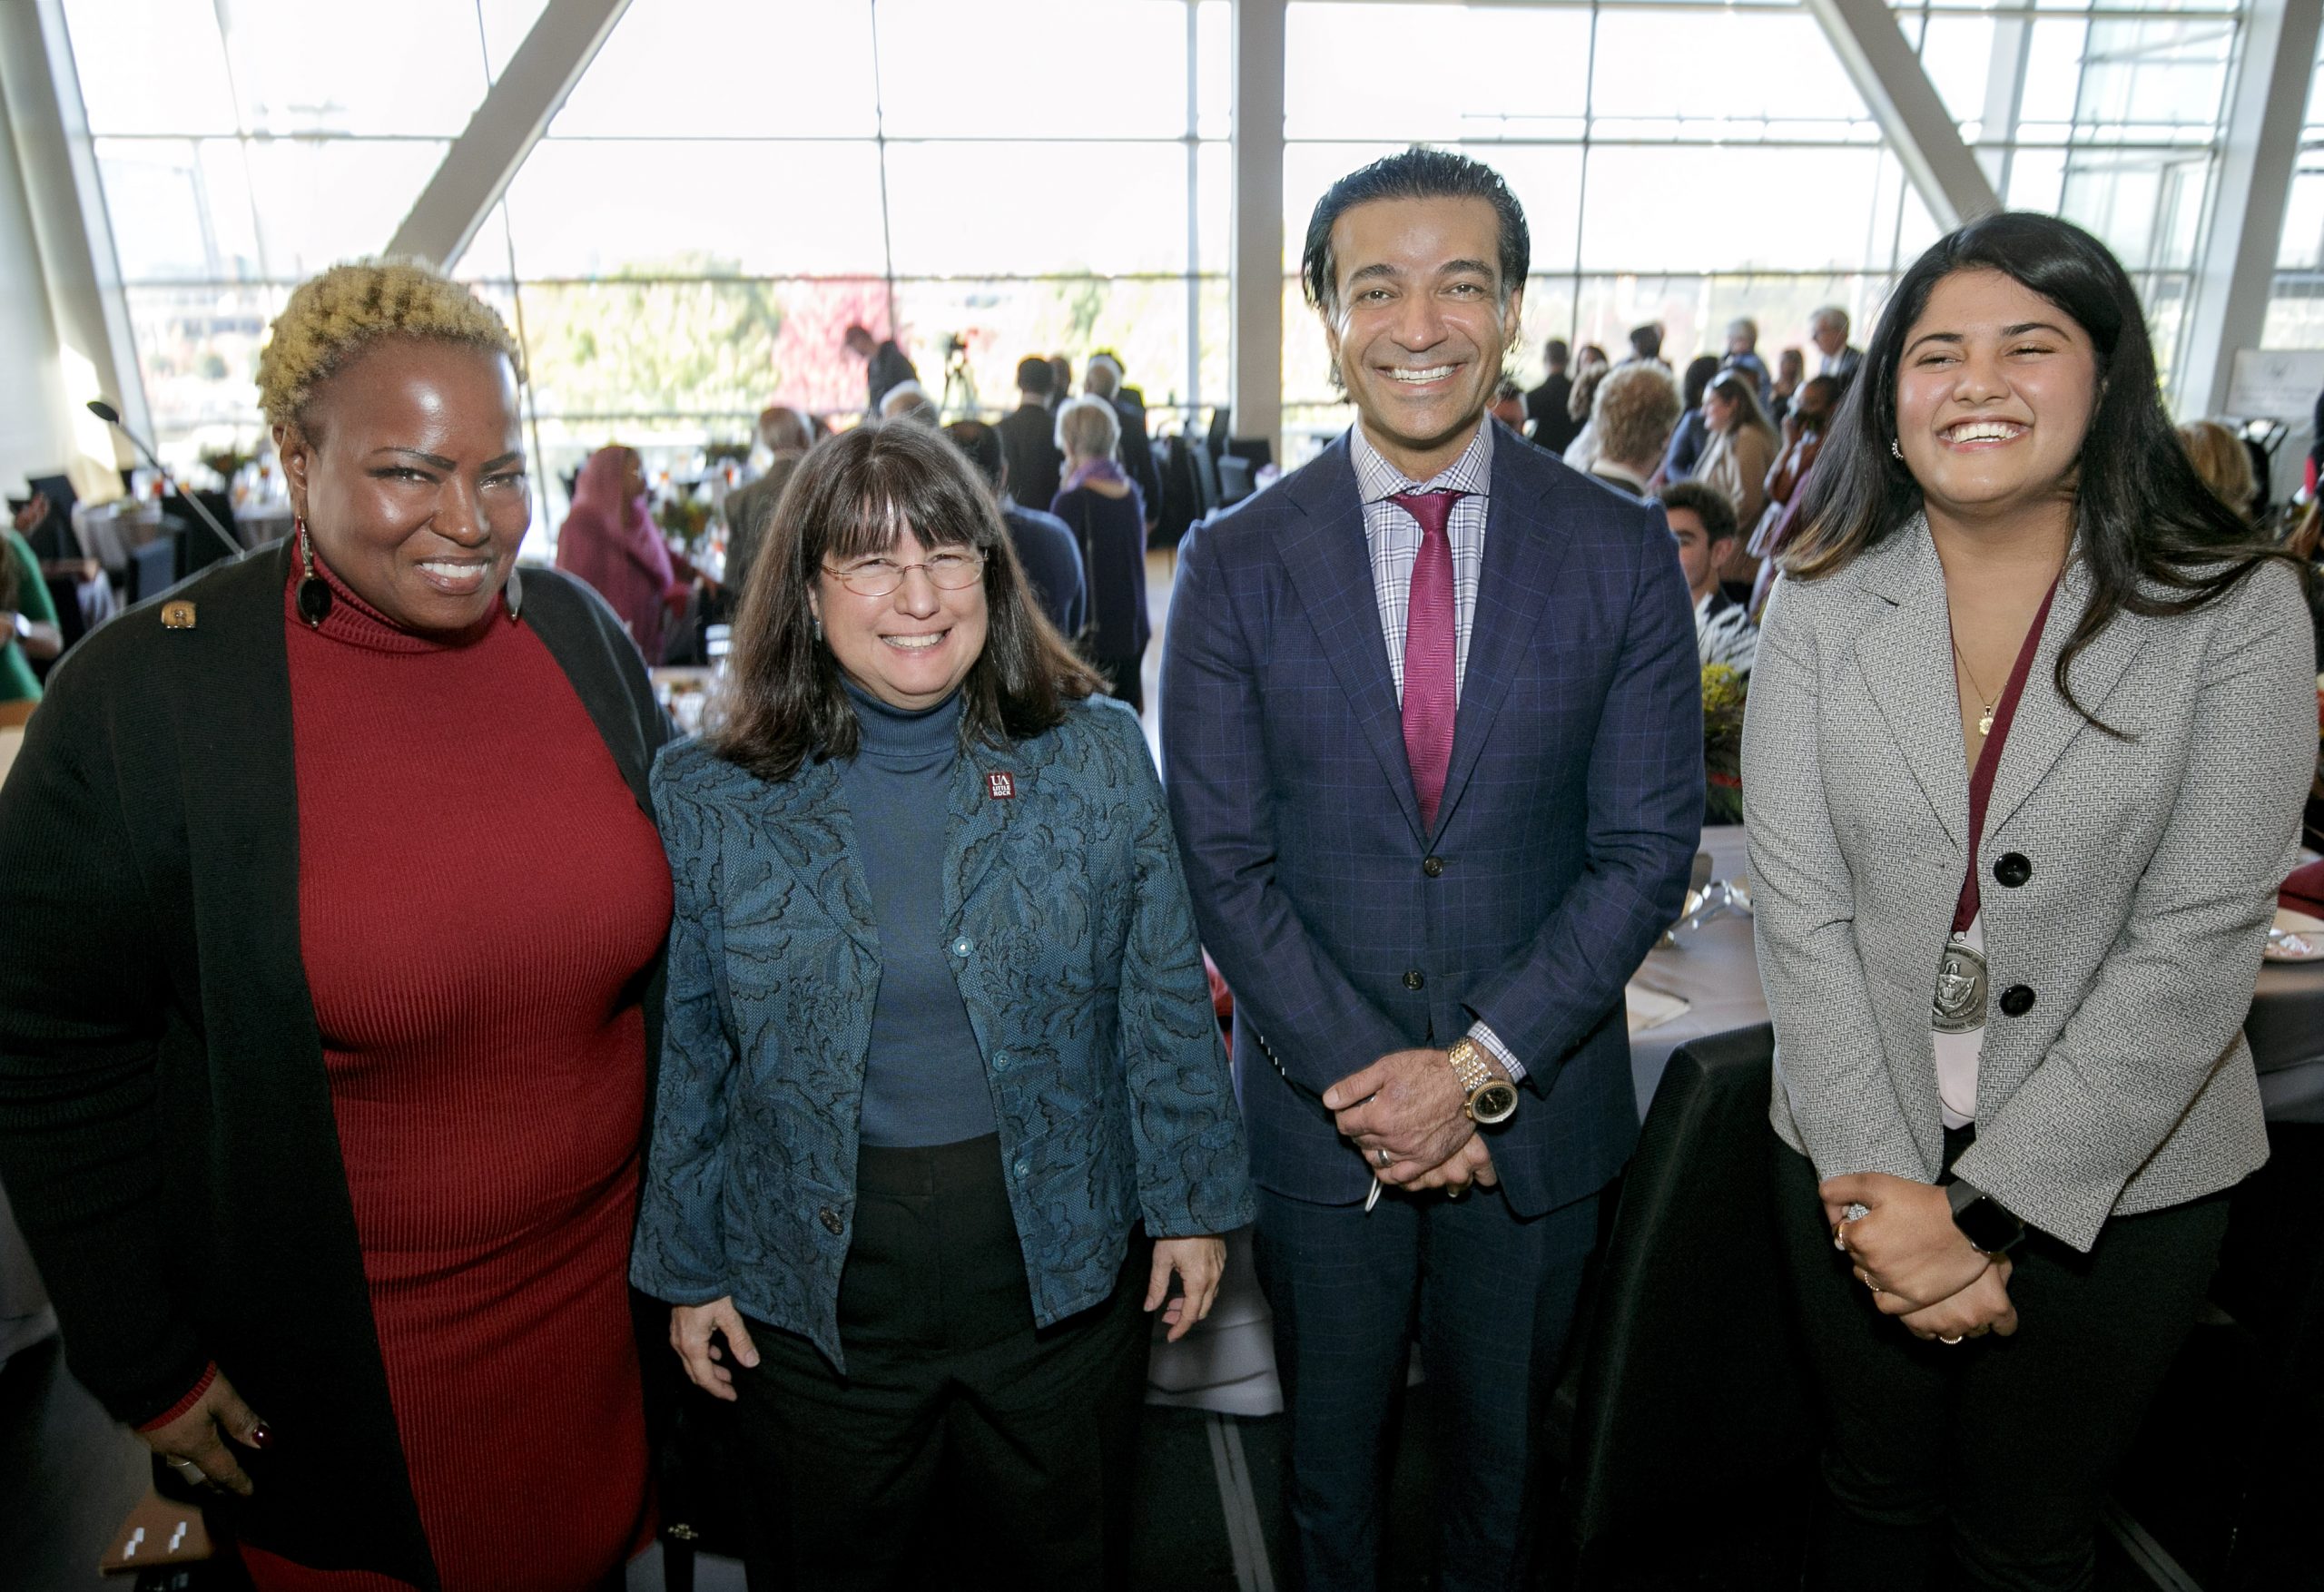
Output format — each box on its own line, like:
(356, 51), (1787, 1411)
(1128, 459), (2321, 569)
(1086, 354), (1161, 532)
(997, 356), (1063, 513)
(944, 418), (1086, 639)
(1524, 336), (1578, 455)
(1162, 149), (1701, 1591)
(842, 323), (917, 417)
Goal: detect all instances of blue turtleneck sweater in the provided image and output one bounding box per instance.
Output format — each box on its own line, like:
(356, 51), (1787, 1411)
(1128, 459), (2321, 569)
(837, 682), (999, 1148)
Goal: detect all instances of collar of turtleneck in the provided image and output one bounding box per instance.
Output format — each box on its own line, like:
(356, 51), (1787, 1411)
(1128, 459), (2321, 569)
(843, 678), (964, 771)
(283, 544), (509, 655)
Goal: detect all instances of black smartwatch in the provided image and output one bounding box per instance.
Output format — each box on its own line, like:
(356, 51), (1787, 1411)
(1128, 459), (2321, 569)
(1946, 1179), (2026, 1254)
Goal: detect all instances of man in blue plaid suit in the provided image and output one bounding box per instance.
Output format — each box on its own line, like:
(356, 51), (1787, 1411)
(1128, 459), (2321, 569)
(1160, 149), (1703, 1590)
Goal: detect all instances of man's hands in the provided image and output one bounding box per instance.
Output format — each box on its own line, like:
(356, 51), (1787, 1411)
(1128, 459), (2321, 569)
(1324, 1047), (1494, 1193)
(1823, 1171), (2021, 1342)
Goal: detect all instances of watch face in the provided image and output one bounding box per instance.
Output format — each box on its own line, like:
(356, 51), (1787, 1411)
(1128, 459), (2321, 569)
(1469, 1081), (1520, 1125)
(1953, 1195), (2023, 1253)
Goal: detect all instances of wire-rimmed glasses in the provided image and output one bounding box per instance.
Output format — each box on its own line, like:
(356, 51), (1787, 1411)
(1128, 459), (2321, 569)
(822, 547), (986, 598)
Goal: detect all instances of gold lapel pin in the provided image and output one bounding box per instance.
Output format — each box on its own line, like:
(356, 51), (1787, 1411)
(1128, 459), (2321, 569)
(161, 601), (197, 630)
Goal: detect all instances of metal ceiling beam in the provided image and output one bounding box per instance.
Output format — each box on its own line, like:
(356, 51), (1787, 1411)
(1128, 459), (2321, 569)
(1805, 0), (2003, 232)
(2175, 0), (2321, 420)
(384, 0), (633, 269)
(1231, 0), (1286, 461)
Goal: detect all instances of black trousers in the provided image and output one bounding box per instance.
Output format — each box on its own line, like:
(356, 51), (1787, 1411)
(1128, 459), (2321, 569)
(1252, 1181), (1600, 1592)
(730, 1135), (1152, 1591)
(1774, 1132), (2230, 1592)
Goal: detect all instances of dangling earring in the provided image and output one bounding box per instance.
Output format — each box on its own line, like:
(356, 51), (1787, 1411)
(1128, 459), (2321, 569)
(811, 614), (824, 643)
(503, 564), (523, 621)
(1889, 438), (1903, 461)
(294, 517), (332, 629)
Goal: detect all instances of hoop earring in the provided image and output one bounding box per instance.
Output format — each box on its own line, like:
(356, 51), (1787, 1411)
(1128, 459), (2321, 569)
(293, 517), (332, 629)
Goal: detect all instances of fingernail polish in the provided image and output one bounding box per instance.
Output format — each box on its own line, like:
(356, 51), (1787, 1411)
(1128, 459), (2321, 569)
(249, 1422), (274, 1449)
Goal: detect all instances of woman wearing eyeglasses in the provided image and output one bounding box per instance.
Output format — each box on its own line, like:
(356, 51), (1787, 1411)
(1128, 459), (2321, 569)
(632, 422), (1252, 1589)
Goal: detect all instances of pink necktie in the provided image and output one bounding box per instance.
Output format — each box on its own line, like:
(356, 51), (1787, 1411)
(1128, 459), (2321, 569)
(1393, 489), (1464, 831)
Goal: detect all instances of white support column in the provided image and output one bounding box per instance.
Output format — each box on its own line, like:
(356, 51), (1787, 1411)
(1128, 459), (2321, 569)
(5, 0), (150, 495)
(1974, 15), (2033, 200)
(2175, 0), (2322, 420)
(1805, 0), (2002, 232)
(384, 0), (633, 268)
(1230, 0), (1285, 462)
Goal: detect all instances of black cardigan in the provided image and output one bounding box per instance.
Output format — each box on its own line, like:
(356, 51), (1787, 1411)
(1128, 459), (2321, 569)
(0, 540), (671, 1589)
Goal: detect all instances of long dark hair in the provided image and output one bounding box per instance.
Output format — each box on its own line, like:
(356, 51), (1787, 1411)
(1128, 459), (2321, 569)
(709, 423), (1101, 783)
(1784, 211), (2286, 729)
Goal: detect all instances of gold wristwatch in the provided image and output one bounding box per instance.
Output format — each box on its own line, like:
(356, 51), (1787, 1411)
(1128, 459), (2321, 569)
(1446, 1037), (1520, 1125)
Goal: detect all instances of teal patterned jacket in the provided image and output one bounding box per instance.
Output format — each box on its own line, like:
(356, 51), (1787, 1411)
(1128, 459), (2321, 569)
(632, 695), (1254, 1371)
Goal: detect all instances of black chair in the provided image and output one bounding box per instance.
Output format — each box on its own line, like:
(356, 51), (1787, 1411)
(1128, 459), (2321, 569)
(1216, 454), (1253, 506)
(126, 531), (180, 605)
(1547, 1023), (1814, 1587)
(170, 490), (241, 580)
(1189, 443), (1221, 515)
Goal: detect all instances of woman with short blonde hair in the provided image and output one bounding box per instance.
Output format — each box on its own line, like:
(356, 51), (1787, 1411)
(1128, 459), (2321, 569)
(2176, 418), (2257, 520)
(1050, 395), (1150, 711)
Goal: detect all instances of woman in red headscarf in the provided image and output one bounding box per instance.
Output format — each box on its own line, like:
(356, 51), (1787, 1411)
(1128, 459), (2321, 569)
(556, 446), (685, 661)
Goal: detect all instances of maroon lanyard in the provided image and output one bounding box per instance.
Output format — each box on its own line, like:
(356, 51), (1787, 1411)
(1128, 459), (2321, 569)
(1952, 576), (2061, 934)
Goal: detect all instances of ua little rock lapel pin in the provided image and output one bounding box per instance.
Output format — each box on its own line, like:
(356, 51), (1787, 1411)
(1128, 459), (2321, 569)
(985, 771), (1017, 800)
(161, 601), (196, 630)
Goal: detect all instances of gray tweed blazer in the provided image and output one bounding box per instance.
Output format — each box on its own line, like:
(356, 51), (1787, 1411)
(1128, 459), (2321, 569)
(1742, 520), (2314, 1252)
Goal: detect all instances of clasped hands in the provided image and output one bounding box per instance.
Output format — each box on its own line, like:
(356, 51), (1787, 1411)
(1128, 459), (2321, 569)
(1822, 1171), (2018, 1342)
(1323, 1047), (1497, 1194)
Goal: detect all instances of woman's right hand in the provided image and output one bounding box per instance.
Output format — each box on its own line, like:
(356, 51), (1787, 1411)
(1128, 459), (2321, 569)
(670, 1298), (760, 1401)
(1897, 1255), (2019, 1343)
(139, 1370), (271, 1497)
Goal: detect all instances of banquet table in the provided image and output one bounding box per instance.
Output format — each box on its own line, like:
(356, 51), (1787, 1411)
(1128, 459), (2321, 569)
(1630, 826), (2324, 1124)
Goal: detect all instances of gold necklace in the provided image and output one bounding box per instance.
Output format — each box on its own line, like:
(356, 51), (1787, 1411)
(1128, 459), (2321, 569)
(1951, 637), (1997, 738)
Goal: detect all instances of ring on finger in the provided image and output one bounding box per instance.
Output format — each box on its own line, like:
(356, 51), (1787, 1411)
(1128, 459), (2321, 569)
(1375, 1147), (1392, 1169)
(165, 1456), (203, 1475)
(1940, 1333), (1965, 1345)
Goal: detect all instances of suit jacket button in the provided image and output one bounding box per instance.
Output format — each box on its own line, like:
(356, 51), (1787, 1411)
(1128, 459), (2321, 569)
(819, 1207), (843, 1235)
(1994, 852), (2032, 889)
(1422, 856), (1445, 878)
(1403, 969), (1425, 990)
(1999, 985), (2035, 1017)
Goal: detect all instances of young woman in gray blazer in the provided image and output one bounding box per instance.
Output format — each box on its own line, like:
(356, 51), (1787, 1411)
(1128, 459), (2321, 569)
(1742, 213), (2315, 1589)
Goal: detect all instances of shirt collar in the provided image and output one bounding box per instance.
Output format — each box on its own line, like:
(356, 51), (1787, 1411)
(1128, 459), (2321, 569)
(1351, 418), (1494, 506)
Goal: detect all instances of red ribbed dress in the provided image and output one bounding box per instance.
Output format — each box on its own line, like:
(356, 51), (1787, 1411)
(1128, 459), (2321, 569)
(244, 559), (672, 1592)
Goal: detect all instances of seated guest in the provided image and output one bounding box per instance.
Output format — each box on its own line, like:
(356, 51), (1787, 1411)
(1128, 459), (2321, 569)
(1050, 396), (1152, 712)
(1809, 303), (1862, 388)
(1048, 354), (1074, 411)
(1657, 354), (1724, 485)
(0, 506), (63, 705)
(999, 356), (1064, 512)
(1769, 345), (1807, 425)
(1749, 375), (1844, 616)
(1659, 478), (1757, 675)
(1626, 320), (1669, 371)
(0, 260), (671, 1590)
(636, 422), (1250, 1589)
(1747, 211), (2311, 1591)
(1694, 369), (1780, 586)
(556, 444), (687, 661)
(945, 418), (1086, 638)
(1726, 316), (1774, 407)
(879, 379), (941, 427)
(2177, 418), (2258, 523)
(666, 450), (805, 665)
(1584, 361), (1682, 498)
(1086, 354), (1161, 530)
(1527, 337), (1580, 455)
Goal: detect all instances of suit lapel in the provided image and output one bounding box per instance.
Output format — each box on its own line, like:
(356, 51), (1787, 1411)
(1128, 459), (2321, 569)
(1433, 443), (1572, 838)
(1276, 437), (1426, 840)
(1984, 559), (2143, 837)
(1852, 527), (1970, 849)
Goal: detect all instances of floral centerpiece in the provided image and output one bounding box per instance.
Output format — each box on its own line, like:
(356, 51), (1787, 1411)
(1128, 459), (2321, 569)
(702, 440), (751, 467)
(1704, 663), (1747, 824)
(655, 493), (713, 554)
(199, 447), (255, 486)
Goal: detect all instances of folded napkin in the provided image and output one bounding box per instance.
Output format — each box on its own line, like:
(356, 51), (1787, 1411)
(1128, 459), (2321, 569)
(2283, 860), (2324, 919)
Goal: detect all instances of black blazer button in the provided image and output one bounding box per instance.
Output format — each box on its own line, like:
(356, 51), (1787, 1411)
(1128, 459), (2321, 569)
(1998, 985), (2035, 1017)
(819, 1207), (844, 1235)
(1994, 852), (2032, 889)
(1422, 856), (1445, 878)
(1403, 969), (1426, 990)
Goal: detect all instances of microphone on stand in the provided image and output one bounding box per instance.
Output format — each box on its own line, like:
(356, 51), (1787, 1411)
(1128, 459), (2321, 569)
(85, 398), (242, 561)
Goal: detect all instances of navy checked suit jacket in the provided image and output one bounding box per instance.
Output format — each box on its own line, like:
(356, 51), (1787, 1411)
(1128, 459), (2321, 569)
(1160, 425), (1703, 1217)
